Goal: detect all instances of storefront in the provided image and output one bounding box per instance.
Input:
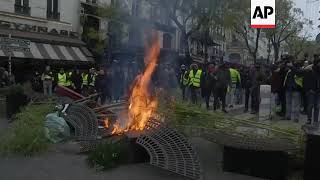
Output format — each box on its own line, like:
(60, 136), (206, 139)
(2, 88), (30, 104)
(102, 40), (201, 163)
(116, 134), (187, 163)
(0, 18), (94, 82)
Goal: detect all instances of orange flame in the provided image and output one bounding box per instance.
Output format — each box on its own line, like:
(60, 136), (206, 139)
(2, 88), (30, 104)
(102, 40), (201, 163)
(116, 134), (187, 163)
(103, 118), (109, 128)
(111, 34), (160, 134)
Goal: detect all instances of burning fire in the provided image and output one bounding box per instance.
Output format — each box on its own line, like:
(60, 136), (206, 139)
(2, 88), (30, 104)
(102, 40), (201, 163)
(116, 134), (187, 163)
(103, 118), (109, 128)
(111, 35), (160, 135)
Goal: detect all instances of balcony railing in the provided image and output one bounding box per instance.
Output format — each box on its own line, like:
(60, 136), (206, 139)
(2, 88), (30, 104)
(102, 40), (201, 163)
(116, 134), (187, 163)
(14, 4), (31, 16)
(47, 11), (60, 21)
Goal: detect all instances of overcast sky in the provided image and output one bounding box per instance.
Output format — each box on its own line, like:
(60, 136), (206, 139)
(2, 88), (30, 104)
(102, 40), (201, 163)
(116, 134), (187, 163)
(292, 0), (320, 39)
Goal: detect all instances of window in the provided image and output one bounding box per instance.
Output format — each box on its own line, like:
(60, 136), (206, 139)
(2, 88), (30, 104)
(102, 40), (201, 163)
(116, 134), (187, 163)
(163, 33), (172, 49)
(15, 0), (30, 16)
(132, 0), (140, 17)
(47, 0), (60, 20)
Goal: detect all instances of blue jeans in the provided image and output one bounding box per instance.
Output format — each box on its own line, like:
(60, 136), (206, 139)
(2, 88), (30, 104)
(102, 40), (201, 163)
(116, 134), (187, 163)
(307, 91), (320, 122)
(286, 91), (300, 120)
(43, 80), (52, 96)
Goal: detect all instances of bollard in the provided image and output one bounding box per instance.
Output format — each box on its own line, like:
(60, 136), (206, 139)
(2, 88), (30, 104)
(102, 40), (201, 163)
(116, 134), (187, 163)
(304, 129), (320, 180)
(259, 85), (272, 121)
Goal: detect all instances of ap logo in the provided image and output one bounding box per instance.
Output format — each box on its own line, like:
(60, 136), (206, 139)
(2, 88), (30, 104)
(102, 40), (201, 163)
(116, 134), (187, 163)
(251, 0), (276, 28)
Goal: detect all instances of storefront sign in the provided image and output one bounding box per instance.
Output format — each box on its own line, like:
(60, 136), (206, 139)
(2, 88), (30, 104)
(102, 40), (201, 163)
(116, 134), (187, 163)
(0, 20), (79, 38)
(0, 37), (31, 52)
(0, 37), (30, 47)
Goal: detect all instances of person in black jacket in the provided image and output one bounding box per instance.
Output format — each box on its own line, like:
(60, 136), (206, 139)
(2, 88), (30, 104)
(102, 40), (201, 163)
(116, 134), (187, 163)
(204, 63), (217, 109)
(283, 58), (303, 122)
(214, 63), (232, 113)
(304, 58), (320, 126)
(95, 69), (110, 105)
(243, 67), (252, 113)
(249, 65), (266, 114)
(71, 69), (83, 94)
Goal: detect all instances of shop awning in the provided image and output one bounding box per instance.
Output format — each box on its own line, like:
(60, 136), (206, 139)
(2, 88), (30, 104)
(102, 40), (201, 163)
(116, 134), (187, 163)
(0, 42), (94, 62)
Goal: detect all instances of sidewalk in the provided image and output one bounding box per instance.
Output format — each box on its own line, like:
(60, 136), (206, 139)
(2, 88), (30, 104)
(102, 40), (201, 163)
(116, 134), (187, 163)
(0, 138), (264, 180)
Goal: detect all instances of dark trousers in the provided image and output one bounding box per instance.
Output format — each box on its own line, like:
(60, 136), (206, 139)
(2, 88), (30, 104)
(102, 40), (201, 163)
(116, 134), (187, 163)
(245, 88), (251, 110)
(205, 88), (213, 109)
(181, 85), (187, 100)
(307, 91), (320, 122)
(214, 87), (227, 110)
(98, 88), (111, 105)
(251, 86), (260, 113)
(302, 90), (308, 112)
(279, 90), (286, 115)
(190, 86), (199, 104)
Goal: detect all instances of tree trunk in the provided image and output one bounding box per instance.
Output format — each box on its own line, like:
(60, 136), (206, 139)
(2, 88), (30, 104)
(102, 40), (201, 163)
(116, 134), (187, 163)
(273, 43), (280, 62)
(182, 33), (190, 57)
(253, 54), (257, 64)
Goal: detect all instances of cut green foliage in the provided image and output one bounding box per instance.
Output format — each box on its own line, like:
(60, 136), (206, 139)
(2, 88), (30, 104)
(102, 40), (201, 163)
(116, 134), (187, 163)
(87, 141), (127, 170)
(165, 102), (302, 144)
(0, 104), (54, 156)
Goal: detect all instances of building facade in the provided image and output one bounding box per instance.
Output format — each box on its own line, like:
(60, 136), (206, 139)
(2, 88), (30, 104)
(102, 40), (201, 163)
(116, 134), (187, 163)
(225, 29), (274, 66)
(0, 0), (94, 76)
(81, 0), (178, 65)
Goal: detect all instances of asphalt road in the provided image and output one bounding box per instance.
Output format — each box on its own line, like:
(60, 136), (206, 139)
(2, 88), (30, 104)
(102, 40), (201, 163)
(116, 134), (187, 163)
(0, 137), (263, 180)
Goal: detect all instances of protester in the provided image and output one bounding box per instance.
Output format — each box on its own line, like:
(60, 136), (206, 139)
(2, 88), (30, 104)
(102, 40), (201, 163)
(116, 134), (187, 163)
(179, 64), (189, 101)
(214, 63), (231, 113)
(0, 67), (9, 87)
(204, 63), (216, 109)
(95, 69), (108, 105)
(250, 65), (266, 114)
(243, 67), (252, 113)
(304, 58), (320, 126)
(271, 64), (283, 114)
(71, 69), (83, 94)
(31, 70), (42, 92)
(41, 65), (54, 96)
(301, 61), (312, 114)
(57, 68), (67, 87)
(229, 66), (241, 108)
(65, 70), (73, 90)
(188, 64), (203, 104)
(283, 58), (303, 122)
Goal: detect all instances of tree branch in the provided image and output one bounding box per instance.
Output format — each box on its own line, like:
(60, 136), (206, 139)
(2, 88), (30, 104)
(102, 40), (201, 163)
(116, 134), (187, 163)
(280, 30), (297, 43)
(254, 28), (261, 55)
(277, 18), (294, 43)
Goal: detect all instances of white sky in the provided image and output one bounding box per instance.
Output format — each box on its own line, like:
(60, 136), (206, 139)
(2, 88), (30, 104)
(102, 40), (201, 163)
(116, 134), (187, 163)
(292, 0), (320, 39)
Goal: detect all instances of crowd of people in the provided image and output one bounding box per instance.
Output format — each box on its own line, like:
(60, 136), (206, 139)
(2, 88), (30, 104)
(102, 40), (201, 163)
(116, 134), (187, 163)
(3, 53), (320, 127)
(271, 55), (320, 126)
(179, 54), (320, 126)
(33, 65), (132, 104)
(179, 61), (267, 114)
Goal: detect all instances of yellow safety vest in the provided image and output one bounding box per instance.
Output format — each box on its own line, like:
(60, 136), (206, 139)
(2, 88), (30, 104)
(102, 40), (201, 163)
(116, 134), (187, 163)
(180, 71), (189, 86)
(89, 74), (96, 86)
(57, 73), (67, 86)
(65, 72), (72, 86)
(189, 69), (202, 88)
(283, 70), (303, 88)
(82, 73), (89, 86)
(230, 68), (240, 84)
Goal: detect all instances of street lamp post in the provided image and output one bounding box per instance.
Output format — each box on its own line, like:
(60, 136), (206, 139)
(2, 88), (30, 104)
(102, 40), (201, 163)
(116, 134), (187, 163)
(107, 33), (113, 65)
(8, 34), (12, 76)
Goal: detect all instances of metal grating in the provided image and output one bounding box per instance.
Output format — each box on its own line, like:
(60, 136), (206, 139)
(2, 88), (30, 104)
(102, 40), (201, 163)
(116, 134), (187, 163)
(136, 119), (202, 180)
(63, 104), (98, 152)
